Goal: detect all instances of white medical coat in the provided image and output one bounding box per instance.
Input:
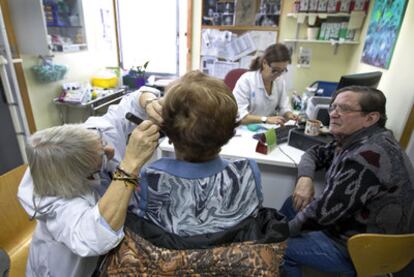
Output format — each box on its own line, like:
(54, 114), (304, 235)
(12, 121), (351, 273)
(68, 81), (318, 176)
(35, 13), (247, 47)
(17, 88), (154, 277)
(233, 70), (291, 120)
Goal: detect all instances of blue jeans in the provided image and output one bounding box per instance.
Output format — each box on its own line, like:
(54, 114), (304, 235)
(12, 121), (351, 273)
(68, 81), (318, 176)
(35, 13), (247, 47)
(280, 197), (356, 277)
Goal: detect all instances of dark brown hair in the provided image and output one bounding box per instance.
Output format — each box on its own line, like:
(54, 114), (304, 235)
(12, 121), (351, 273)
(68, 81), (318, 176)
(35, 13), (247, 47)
(249, 43), (291, 71)
(162, 70), (238, 162)
(333, 85), (387, 127)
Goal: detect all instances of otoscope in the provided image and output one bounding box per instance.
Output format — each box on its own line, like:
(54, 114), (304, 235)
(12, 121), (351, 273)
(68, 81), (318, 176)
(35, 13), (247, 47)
(125, 112), (165, 138)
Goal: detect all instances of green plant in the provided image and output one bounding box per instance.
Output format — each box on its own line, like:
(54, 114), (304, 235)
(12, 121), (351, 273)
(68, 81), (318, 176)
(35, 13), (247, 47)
(129, 61), (149, 77)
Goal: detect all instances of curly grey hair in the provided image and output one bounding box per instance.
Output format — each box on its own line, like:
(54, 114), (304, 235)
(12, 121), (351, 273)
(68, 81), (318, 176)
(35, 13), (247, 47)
(26, 124), (101, 198)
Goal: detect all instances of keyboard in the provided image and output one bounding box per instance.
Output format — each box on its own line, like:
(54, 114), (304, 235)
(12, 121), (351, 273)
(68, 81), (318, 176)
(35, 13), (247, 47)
(275, 125), (297, 144)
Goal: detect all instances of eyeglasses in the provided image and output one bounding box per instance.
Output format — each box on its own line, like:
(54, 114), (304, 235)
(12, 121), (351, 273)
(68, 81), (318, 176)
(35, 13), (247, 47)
(328, 104), (363, 114)
(87, 128), (108, 176)
(88, 128), (107, 149)
(270, 67), (288, 75)
(265, 62), (288, 75)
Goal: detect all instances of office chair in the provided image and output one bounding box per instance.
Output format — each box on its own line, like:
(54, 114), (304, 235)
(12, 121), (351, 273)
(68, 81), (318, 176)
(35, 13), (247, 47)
(223, 68), (248, 91)
(347, 233), (414, 277)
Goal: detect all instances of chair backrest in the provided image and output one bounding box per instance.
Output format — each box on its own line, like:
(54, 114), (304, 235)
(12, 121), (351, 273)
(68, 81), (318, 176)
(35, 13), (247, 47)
(0, 164), (35, 253)
(223, 68), (248, 91)
(347, 233), (414, 277)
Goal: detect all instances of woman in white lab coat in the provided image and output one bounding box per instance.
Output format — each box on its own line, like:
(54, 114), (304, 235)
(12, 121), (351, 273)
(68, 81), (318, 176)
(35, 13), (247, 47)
(233, 43), (298, 125)
(18, 90), (159, 277)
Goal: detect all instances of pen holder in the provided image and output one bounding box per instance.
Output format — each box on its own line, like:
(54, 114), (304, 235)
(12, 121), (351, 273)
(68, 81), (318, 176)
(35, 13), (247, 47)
(255, 128), (277, 155)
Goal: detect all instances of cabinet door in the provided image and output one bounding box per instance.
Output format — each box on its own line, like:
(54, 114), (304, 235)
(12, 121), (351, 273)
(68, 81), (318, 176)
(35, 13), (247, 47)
(8, 0), (87, 55)
(8, 0), (50, 55)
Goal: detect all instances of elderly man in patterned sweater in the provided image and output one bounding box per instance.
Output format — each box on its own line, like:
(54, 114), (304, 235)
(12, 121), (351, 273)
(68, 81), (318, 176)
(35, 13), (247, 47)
(280, 86), (414, 277)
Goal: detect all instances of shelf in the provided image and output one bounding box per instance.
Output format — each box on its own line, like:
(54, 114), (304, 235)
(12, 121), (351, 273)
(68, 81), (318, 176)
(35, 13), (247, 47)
(47, 25), (84, 28)
(287, 12), (351, 18)
(202, 25), (278, 32)
(52, 43), (87, 52)
(284, 38), (359, 45)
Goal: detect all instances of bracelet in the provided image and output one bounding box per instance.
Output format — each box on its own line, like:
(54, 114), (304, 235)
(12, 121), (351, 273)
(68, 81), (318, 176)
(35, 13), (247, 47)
(143, 98), (158, 111)
(112, 167), (140, 188)
(116, 166), (136, 178)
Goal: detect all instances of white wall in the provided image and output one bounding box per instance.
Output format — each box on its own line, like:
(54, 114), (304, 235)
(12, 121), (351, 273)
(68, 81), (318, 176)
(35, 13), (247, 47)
(348, 0), (414, 139)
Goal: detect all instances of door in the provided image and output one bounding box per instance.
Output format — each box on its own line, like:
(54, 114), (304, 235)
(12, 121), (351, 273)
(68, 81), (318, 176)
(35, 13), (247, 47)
(0, 78), (23, 175)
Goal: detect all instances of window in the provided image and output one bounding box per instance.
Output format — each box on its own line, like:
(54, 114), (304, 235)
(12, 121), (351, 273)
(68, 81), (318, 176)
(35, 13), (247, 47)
(116, 0), (188, 76)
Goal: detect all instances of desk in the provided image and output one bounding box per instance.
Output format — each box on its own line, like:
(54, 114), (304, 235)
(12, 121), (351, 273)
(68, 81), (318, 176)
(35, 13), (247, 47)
(158, 126), (324, 209)
(54, 88), (127, 123)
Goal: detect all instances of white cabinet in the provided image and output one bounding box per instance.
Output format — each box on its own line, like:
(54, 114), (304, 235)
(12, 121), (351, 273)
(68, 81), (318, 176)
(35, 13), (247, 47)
(8, 0), (87, 55)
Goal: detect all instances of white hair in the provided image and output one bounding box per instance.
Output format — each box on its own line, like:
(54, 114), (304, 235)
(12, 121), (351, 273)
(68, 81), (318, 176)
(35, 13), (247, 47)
(26, 124), (101, 198)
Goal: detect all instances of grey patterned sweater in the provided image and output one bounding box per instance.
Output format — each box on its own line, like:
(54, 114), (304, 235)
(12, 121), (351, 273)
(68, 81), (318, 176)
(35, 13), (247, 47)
(290, 125), (414, 246)
(132, 157), (263, 236)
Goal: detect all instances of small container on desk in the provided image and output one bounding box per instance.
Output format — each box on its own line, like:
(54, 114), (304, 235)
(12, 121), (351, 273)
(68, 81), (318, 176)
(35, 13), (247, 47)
(53, 87), (127, 124)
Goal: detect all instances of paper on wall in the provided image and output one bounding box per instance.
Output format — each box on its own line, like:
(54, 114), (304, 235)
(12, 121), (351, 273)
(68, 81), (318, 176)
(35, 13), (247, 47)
(225, 32), (257, 61)
(240, 55), (255, 69)
(201, 29), (235, 57)
(200, 56), (218, 76)
(211, 60), (239, 79)
(249, 31), (277, 51)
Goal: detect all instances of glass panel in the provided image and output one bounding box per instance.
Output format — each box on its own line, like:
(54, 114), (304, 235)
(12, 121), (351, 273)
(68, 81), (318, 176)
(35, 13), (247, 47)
(118, 0), (179, 75)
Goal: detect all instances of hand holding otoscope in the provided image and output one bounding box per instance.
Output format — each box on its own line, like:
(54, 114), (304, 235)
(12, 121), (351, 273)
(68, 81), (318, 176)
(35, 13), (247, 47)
(125, 112), (165, 138)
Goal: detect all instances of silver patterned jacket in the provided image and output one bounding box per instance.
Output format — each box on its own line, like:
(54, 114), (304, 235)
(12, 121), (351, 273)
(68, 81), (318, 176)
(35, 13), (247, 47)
(132, 157), (263, 236)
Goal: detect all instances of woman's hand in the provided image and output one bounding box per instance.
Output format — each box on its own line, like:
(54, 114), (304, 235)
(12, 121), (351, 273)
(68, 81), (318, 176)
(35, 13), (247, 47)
(145, 98), (163, 125)
(120, 120), (160, 174)
(267, 116), (286, 125)
(292, 176), (315, 211)
(285, 111), (299, 121)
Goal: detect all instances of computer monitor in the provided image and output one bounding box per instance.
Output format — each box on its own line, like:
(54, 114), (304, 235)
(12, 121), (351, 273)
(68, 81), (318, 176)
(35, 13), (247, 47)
(336, 71), (382, 90)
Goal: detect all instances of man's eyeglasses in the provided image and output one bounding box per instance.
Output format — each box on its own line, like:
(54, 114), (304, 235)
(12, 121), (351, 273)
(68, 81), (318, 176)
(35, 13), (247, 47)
(328, 104), (363, 114)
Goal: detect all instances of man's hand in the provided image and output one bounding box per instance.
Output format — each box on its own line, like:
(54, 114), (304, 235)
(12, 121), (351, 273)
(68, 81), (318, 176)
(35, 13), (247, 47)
(293, 176), (315, 211)
(267, 116), (286, 125)
(120, 120), (160, 174)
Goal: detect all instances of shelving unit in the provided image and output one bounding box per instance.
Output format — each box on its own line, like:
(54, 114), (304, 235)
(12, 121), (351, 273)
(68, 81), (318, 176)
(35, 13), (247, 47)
(284, 38), (359, 44)
(202, 25), (279, 32)
(284, 11), (366, 54)
(287, 12), (351, 18)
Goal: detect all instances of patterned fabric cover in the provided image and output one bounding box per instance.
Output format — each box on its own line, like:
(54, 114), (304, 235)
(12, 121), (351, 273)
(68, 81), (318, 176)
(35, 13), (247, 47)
(99, 228), (286, 277)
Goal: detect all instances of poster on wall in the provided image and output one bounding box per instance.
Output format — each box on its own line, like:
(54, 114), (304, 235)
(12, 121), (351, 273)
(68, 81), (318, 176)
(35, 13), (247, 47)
(361, 0), (408, 69)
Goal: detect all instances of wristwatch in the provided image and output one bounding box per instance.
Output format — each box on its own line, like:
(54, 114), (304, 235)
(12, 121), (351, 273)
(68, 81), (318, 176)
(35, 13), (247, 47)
(261, 116), (267, 123)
